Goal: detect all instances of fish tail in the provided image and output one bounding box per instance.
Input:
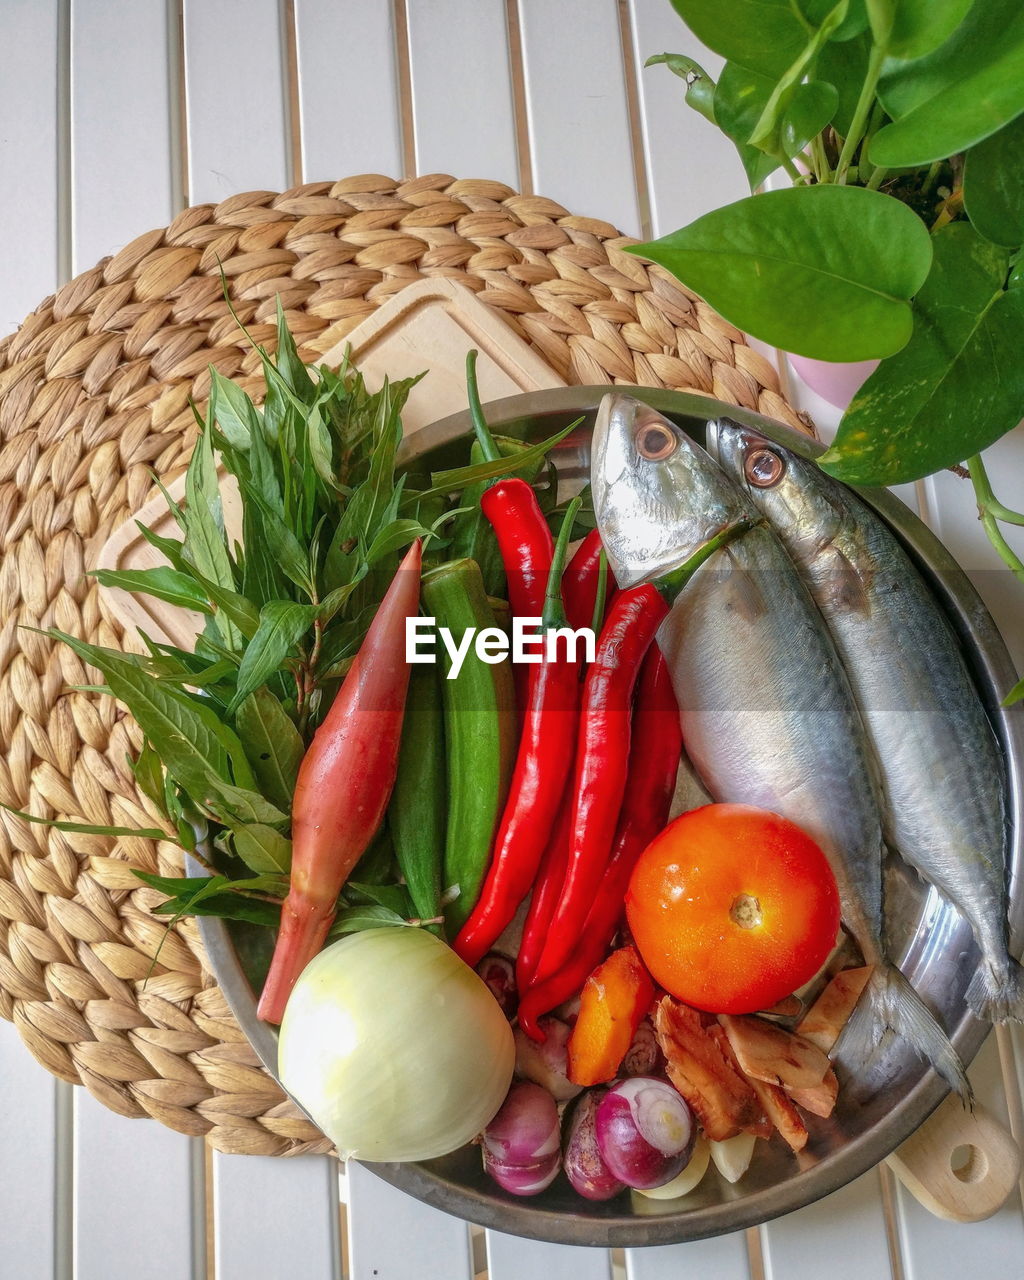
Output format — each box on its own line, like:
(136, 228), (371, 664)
(838, 963), (973, 1105)
(966, 955), (1024, 1023)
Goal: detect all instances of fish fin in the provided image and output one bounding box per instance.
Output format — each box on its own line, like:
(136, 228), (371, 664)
(966, 956), (1024, 1023)
(821, 547), (874, 617)
(837, 964), (973, 1106)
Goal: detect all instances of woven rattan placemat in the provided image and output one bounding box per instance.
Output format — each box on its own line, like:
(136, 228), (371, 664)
(0, 175), (807, 1156)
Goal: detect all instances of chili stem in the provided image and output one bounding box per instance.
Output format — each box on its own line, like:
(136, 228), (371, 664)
(654, 517), (754, 605)
(542, 498), (582, 629)
(465, 349), (501, 463)
(590, 547), (609, 633)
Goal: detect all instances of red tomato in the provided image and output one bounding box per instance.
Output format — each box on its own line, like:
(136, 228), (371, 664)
(625, 803), (841, 1014)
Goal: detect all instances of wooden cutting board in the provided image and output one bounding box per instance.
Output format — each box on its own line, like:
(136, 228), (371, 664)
(94, 278), (564, 650)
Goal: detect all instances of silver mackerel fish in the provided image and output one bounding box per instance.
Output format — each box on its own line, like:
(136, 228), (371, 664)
(712, 420), (1022, 1023)
(591, 394), (970, 1099)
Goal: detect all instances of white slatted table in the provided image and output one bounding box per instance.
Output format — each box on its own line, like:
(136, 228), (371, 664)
(1, 3), (1022, 1278)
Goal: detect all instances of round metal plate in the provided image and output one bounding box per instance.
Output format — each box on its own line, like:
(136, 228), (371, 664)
(192, 387), (1023, 1247)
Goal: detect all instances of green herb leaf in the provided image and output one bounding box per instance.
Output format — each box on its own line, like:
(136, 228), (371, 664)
(235, 688), (304, 812)
(231, 824), (292, 874)
(54, 629), (236, 789)
(1004, 676), (1024, 707)
(229, 600), (318, 713)
(873, 1), (1024, 166)
(327, 905), (410, 937)
(366, 518), (431, 565)
(90, 567), (213, 614)
(205, 782), (290, 829)
(429, 420), (580, 492)
(153, 892), (281, 929)
(344, 881), (414, 916)
(628, 186), (933, 361)
(963, 115), (1024, 250)
(131, 741), (169, 819)
(820, 224), (1024, 483)
(209, 368), (261, 450)
(0, 801), (167, 840)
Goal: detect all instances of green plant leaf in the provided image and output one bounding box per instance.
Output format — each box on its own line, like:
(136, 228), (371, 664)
(235, 688), (304, 812)
(873, 1), (1024, 166)
(205, 782), (290, 828)
(228, 600), (318, 714)
(327, 905), (410, 937)
(344, 881), (414, 916)
(816, 29), (871, 136)
(152, 892), (281, 929)
(820, 224), (1024, 484)
(780, 81), (839, 159)
(182, 428), (235, 592)
(886, 0), (973, 59)
(713, 63), (786, 188)
(963, 115), (1024, 249)
(1004, 676), (1024, 707)
(209, 368), (260, 450)
(646, 53), (717, 126)
(54, 629), (235, 791)
(365, 518), (430, 565)
(747, 1), (847, 153)
(669, 0), (814, 78)
(628, 186), (933, 360)
(0, 801), (167, 840)
(428, 420), (580, 492)
(90, 566), (214, 614)
(131, 740), (169, 819)
(231, 824), (292, 874)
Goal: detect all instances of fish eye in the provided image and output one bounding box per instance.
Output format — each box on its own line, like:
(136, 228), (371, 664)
(636, 422), (678, 460)
(744, 447), (785, 488)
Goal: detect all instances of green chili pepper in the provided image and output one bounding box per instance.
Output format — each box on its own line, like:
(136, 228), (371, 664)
(421, 558), (516, 933)
(388, 663), (447, 932)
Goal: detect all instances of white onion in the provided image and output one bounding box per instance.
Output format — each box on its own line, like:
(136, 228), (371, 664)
(278, 928), (515, 1162)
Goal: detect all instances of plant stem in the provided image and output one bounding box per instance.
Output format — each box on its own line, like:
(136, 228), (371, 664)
(811, 132), (832, 184)
(781, 155), (803, 183)
(866, 165), (889, 191)
(968, 455), (1024, 586)
(835, 43), (886, 184)
(920, 159), (943, 197)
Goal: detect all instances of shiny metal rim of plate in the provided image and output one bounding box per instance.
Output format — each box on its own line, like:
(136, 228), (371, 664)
(192, 387), (1023, 1248)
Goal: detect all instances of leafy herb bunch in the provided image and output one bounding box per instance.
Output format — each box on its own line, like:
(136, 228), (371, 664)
(25, 307), (576, 936)
(638, 0), (1024, 629)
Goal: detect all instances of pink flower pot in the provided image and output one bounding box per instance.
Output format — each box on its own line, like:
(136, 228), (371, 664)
(787, 354), (879, 410)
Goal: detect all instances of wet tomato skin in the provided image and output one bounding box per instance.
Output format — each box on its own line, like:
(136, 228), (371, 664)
(625, 804), (841, 1014)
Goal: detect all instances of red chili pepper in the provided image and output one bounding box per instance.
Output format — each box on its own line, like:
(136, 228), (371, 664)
(454, 500), (583, 969)
(515, 798), (572, 994)
(530, 583), (668, 986)
(517, 647), (681, 1040)
(466, 350), (553, 622)
(257, 540), (423, 1025)
(531, 518), (750, 986)
(480, 478), (554, 622)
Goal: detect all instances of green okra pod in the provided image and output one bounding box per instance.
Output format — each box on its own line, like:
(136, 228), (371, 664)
(420, 558), (516, 933)
(388, 662), (447, 931)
